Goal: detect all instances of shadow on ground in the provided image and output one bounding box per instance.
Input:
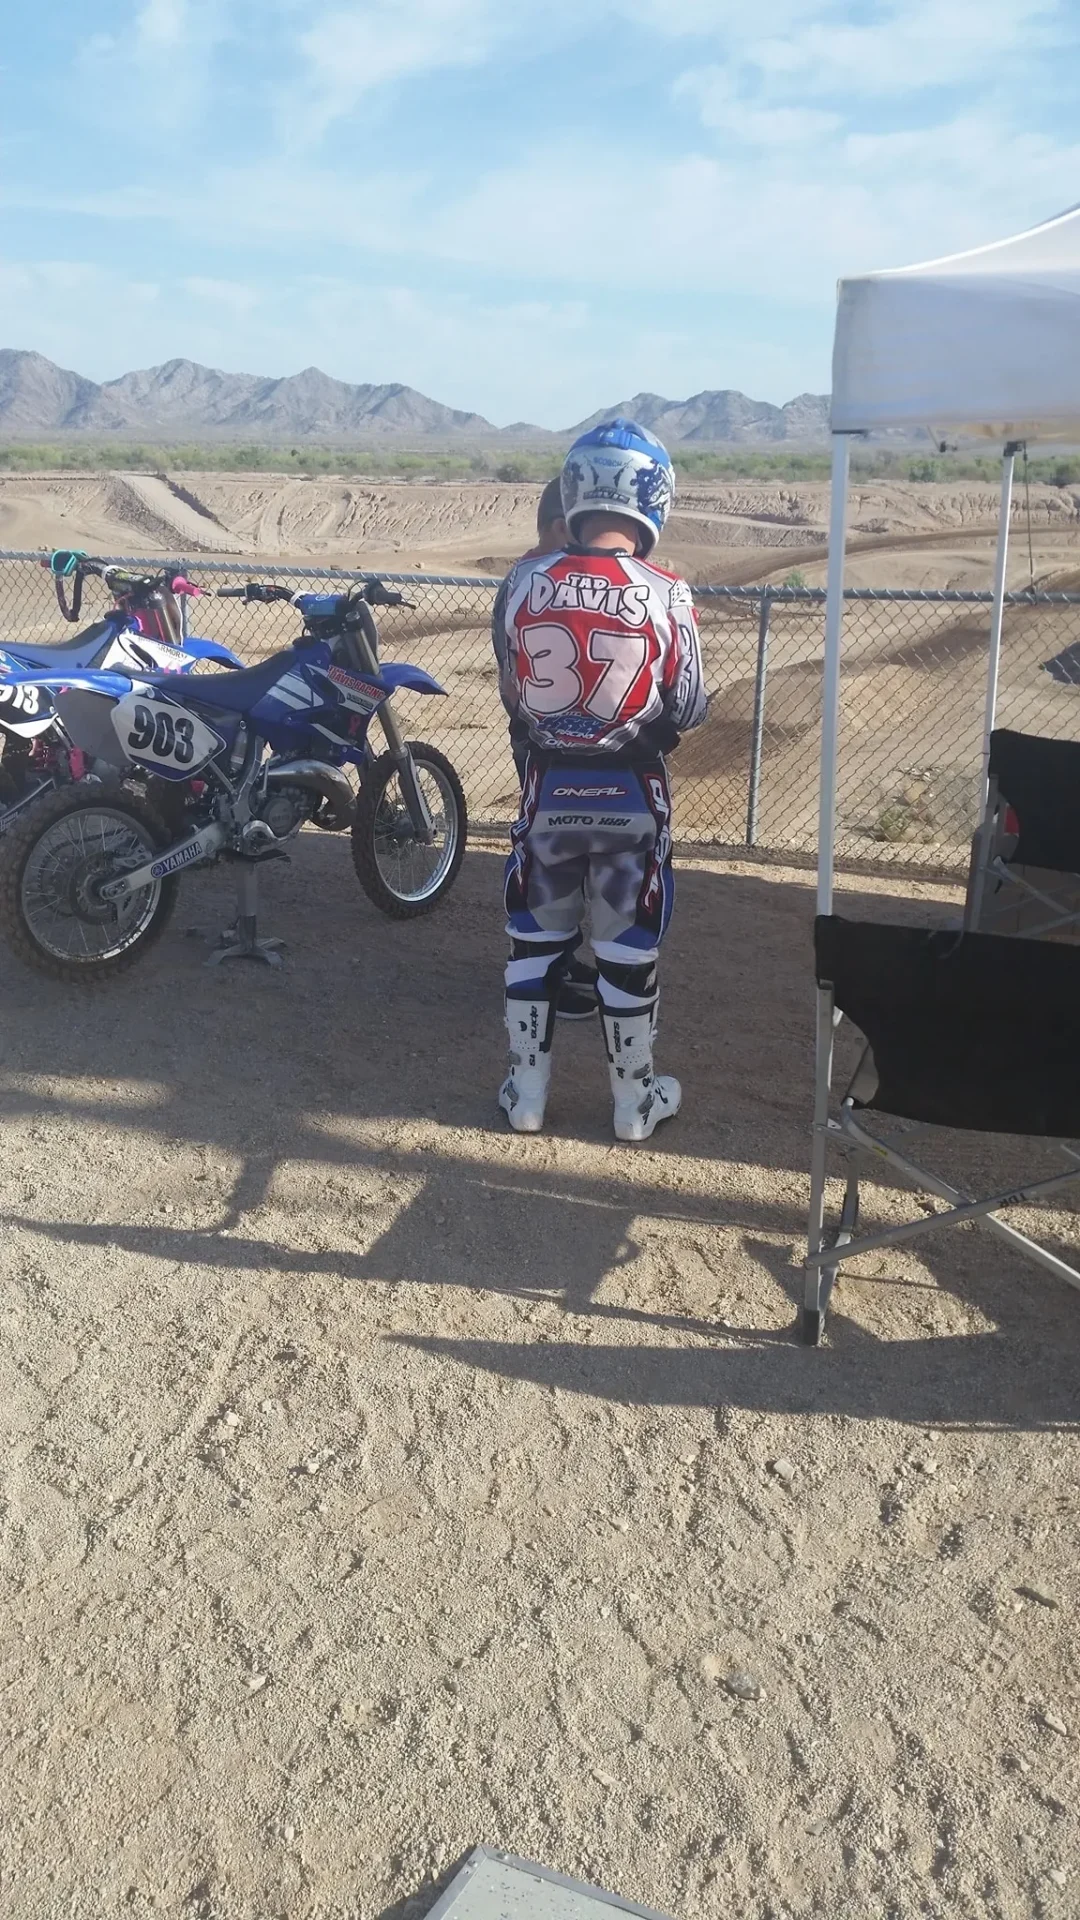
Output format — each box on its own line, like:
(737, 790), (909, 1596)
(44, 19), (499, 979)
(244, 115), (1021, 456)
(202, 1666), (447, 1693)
(1, 836), (1076, 1434)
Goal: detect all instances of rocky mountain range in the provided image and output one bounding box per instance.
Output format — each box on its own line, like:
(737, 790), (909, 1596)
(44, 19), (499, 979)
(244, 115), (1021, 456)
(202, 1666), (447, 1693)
(0, 352), (492, 440)
(568, 389), (830, 444)
(0, 348), (833, 445)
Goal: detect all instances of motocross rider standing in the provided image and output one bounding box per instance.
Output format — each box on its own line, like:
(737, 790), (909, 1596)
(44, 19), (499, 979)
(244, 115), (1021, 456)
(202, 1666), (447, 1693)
(492, 419), (707, 1141)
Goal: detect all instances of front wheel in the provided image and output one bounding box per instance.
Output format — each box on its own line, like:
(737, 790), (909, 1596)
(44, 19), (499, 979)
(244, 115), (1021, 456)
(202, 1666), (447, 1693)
(0, 782), (177, 981)
(351, 742), (467, 918)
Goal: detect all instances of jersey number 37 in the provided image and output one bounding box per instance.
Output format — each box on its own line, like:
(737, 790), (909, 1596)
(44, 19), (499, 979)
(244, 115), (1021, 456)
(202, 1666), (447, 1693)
(518, 624), (652, 722)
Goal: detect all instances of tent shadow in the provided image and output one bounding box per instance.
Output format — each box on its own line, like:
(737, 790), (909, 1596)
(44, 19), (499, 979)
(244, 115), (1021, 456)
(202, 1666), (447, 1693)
(389, 1313), (1080, 1429)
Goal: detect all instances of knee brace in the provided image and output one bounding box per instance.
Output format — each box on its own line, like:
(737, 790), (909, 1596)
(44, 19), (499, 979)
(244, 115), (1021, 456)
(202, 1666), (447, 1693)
(506, 935), (579, 1002)
(596, 956), (657, 1013)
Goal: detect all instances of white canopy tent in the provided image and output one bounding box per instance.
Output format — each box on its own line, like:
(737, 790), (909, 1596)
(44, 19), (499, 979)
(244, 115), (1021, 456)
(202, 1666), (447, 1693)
(807, 205), (1080, 1332)
(819, 201), (1080, 916)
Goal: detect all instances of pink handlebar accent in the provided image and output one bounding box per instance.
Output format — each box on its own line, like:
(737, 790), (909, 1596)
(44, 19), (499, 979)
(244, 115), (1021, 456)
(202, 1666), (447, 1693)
(170, 576), (205, 596)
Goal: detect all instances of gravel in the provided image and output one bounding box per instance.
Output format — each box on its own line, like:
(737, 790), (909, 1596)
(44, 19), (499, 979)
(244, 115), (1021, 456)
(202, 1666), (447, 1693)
(0, 843), (1077, 1918)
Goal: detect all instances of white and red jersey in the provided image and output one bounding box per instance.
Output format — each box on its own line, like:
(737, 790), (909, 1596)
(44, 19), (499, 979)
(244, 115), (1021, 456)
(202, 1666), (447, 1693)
(493, 549), (707, 757)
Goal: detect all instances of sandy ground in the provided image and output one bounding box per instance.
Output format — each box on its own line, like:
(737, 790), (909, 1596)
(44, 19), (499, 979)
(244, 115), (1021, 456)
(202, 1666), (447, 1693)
(1, 840), (1077, 1919)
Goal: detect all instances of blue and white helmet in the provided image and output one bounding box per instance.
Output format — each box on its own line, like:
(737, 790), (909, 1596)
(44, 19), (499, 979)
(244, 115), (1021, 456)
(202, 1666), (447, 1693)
(560, 417), (674, 557)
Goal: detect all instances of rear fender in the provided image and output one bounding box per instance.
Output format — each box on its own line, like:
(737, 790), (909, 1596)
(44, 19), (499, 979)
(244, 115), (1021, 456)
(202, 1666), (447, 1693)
(181, 636), (243, 668)
(379, 663), (446, 697)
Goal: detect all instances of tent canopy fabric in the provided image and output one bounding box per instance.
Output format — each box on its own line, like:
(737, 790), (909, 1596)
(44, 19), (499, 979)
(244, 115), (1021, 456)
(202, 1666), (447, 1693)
(831, 203), (1080, 441)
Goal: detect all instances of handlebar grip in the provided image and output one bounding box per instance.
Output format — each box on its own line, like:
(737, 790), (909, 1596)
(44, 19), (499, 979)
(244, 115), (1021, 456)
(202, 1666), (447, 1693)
(217, 583), (295, 603)
(50, 550), (90, 622)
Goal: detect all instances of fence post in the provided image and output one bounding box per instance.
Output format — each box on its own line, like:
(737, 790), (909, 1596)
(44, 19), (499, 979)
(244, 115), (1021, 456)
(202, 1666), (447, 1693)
(746, 588), (772, 847)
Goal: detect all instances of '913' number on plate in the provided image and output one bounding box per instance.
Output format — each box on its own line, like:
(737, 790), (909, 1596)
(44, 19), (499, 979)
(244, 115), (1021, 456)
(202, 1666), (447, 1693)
(0, 682), (42, 715)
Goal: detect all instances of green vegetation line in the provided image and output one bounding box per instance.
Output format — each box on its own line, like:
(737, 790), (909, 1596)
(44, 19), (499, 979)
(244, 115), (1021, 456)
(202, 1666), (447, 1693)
(1, 443), (1079, 486)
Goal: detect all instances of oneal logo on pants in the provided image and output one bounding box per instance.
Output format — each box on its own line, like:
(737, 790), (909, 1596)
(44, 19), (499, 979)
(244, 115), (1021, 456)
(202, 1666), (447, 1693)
(150, 842), (205, 879)
(551, 785), (627, 799)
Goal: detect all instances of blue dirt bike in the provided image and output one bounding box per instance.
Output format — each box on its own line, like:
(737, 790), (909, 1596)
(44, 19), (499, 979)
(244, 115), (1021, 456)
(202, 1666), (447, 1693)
(0, 578), (466, 980)
(0, 553), (241, 833)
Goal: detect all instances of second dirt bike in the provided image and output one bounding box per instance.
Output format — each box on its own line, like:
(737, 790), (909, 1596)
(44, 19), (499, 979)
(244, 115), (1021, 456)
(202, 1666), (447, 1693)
(0, 577), (467, 979)
(0, 553), (241, 831)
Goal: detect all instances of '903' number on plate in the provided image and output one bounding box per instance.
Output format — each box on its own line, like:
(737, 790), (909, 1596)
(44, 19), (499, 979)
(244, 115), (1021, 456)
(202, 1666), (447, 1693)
(112, 690), (223, 777)
(127, 702), (195, 764)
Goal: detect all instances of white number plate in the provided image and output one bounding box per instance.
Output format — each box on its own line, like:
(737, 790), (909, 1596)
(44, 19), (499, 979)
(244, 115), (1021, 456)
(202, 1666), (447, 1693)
(0, 679), (54, 734)
(111, 690), (225, 780)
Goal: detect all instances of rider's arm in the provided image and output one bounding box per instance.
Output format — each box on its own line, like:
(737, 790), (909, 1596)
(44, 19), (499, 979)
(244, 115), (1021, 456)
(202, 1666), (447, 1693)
(662, 579), (708, 734)
(491, 571), (522, 721)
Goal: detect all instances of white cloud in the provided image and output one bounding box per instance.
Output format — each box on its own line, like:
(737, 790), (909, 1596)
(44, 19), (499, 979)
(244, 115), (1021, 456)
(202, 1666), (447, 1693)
(744, 0), (1068, 97)
(296, 0), (508, 134)
(135, 0), (190, 54)
(289, 0), (823, 139)
(427, 103), (1080, 295)
(0, 158), (426, 252)
(675, 68), (840, 146)
(76, 0), (236, 128)
(180, 277), (263, 317)
(7, 99), (1079, 305)
(611, 0), (820, 35)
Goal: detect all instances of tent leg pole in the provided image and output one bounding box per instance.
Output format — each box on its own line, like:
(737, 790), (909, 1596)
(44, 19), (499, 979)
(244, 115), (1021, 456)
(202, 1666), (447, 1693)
(982, 445), (1018, 800)
(817, 435), (851, 916)
(804, 434), (851, 1346)
(803, 995), (836, 1345)
(807, 988), (836, 1262)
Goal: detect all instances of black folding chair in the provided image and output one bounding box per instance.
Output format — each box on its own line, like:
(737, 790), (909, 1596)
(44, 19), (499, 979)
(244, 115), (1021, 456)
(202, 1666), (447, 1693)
(966, 728), (1080, 937)
(804, 915), (1080, 1344)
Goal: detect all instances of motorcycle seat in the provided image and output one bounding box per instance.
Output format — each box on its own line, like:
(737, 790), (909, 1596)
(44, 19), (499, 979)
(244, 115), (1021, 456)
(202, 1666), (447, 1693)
(146, 648), (296, 712)
(0, 620), (119, 668)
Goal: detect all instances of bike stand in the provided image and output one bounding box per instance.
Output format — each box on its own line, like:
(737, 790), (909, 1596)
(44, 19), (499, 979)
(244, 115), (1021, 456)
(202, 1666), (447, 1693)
(205, 859), (285, 970)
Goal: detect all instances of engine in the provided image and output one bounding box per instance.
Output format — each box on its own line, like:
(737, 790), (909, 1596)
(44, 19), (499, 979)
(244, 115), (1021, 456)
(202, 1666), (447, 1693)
(253, 757), (356, 836)
(251, 784), (315, 841)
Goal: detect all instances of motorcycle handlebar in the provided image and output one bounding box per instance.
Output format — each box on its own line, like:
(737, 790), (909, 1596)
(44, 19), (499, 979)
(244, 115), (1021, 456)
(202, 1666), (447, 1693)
(361, 578), (410, 609)
(44, 552), (208, 621)
(216, 583), (295, 603)
(215, 579), (412, 610)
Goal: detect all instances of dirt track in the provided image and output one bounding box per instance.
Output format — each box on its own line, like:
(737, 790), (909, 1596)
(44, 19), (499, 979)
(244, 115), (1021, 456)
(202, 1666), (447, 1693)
(1, 841), (1077, 1919)
(3, 472), (1080, 588)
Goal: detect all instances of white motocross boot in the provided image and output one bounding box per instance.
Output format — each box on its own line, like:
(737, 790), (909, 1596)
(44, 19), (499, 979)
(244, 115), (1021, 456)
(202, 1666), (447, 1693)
(499, 999), (554, 1133)
(602, 1008), (681, 1143)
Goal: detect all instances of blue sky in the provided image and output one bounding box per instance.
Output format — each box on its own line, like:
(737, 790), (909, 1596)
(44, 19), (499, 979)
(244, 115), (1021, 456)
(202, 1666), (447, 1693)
(2, 0), (1079, 426)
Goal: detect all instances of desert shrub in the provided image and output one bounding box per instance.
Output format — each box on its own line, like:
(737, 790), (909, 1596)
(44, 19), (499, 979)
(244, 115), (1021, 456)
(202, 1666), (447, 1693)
(0, 440), (1076, 488)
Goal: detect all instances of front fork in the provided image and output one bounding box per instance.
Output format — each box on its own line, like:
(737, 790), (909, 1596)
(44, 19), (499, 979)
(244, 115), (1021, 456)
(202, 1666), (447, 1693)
(349, 616), (435, 841)
(377, 702), (435, 841)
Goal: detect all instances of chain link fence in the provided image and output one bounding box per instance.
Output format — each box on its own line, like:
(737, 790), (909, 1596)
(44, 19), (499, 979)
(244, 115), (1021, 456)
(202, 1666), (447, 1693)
(3, 551), (1080, 876)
